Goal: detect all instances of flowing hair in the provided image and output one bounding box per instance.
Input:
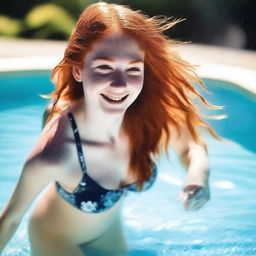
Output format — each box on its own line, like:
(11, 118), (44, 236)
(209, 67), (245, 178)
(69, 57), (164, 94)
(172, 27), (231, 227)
(42, 2), (224, 190)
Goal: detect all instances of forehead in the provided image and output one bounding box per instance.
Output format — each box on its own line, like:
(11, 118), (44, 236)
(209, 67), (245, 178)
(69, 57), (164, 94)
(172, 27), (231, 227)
(85, 32), (144, 62)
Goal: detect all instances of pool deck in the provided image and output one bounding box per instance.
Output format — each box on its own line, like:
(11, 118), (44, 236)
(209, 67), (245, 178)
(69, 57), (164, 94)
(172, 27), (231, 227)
(0, 37), (255, 94)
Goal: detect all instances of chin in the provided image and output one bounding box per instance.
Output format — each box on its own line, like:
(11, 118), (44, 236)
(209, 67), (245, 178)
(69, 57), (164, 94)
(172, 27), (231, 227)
(100, 100), (133, 116)
(103, 108), (127, 115)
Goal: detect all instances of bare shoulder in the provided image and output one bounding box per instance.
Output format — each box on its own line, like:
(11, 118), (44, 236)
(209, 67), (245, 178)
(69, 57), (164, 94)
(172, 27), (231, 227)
(0, 111), (72, 224)
(25, 111), (71, 177)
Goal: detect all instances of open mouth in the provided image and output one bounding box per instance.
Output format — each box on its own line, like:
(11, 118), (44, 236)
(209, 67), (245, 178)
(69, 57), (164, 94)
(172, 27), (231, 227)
(100, 94), (129, 104)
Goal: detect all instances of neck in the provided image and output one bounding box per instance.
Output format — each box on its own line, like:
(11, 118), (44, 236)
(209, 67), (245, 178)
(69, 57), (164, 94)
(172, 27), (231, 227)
(72, 98), (125, 144)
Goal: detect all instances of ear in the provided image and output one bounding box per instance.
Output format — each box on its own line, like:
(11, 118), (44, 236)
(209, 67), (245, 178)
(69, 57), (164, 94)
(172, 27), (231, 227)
(72, 66), (83, 82)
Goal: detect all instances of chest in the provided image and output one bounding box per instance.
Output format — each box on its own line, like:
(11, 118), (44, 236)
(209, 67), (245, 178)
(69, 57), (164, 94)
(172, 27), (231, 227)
(59, 138), (134, 191)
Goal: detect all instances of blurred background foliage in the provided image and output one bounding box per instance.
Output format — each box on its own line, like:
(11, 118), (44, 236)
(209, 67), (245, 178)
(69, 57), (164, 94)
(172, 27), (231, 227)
(0, 0), (255, 49)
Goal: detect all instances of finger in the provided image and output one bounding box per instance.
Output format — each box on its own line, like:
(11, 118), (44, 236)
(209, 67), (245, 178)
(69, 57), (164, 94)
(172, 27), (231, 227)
(183, 186), (204, 201)
(180, 189), (207, 210)
(184, 195), (205, 208)
(192, 201), (207, 210)
(178, 191), (188, 202)
(185, 198), (207, 211)
(181, 191), (202, 206)
(187, 190), (196, 200)
(183, 192), (197, 208)
(184, 197), (197, 210)
(184, 199), (198, 210)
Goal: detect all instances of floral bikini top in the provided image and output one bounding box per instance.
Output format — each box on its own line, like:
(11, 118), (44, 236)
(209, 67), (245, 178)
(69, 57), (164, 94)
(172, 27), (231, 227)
(55, 112), (157, 214)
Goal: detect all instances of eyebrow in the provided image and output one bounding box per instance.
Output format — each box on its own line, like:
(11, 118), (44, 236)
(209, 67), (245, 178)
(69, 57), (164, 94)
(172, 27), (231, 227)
(92, 57), (143, 64)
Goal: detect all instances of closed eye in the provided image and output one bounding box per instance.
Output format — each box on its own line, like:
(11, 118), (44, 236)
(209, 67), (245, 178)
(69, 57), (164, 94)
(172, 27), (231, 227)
(94, 65), (113, 74)
(96, 65), (113, 70)
(127, 67), (141, 75)
(127, 67), (140, 71)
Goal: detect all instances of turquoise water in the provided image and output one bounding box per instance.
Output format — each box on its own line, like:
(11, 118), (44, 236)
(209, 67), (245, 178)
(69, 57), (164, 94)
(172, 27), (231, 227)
(0, 74), (256, 256)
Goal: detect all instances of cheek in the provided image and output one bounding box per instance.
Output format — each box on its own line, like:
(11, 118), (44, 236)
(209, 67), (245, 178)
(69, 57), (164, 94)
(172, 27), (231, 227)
(128, 76), (144, 90)
(84, 70), (111, 86)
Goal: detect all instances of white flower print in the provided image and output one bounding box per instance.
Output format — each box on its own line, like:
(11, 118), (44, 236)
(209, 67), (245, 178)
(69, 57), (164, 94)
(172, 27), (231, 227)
(77, 181), (86, 193)
(80, 201), (98, 212)
(101, 191), (122, 208)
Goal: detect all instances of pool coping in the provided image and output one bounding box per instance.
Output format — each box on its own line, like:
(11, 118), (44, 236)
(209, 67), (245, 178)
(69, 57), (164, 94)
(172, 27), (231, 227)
(0, 38), (255, 96)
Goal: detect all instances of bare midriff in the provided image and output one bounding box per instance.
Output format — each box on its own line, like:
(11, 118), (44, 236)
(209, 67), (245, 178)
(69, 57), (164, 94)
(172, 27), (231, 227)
(29, 183), (125, 245)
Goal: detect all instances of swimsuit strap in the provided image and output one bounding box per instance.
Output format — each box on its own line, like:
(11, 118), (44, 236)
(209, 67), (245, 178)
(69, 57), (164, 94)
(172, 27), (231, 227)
(67, 112), (87, 172)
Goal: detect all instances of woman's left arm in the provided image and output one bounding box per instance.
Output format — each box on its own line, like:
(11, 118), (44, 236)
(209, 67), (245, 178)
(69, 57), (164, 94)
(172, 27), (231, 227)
(169, 125), (210, 211)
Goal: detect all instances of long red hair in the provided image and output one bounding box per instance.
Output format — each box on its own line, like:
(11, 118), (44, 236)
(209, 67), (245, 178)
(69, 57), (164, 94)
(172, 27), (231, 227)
(43, 2), (223, 189)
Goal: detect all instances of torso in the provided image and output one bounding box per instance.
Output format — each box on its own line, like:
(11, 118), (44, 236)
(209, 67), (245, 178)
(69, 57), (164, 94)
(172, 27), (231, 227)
(30, 106), (137, 244)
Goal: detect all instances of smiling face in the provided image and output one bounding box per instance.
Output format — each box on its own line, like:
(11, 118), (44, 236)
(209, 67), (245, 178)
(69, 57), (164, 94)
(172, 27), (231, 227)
(73, 32), (145, 115)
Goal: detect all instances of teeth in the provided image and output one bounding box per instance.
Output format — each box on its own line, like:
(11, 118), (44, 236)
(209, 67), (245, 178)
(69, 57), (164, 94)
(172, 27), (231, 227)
(108, 96), (122, 101)
(103, 94), (126, 101)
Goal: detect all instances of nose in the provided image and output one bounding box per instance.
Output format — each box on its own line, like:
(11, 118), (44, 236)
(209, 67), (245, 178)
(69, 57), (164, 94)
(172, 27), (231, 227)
(110, 70), (127, 88)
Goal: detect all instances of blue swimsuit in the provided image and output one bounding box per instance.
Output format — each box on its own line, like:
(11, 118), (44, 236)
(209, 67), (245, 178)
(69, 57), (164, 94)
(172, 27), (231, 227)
(55, 112), (157, 213)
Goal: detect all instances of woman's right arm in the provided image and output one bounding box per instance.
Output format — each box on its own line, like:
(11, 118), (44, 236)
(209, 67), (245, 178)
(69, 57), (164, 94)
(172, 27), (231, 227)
(0, 155), (58, 252)
(0, 113), (64, 253)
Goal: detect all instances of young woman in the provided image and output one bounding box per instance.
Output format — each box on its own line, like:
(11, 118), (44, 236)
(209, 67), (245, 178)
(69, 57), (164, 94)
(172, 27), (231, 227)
(0, 2), (222, 255)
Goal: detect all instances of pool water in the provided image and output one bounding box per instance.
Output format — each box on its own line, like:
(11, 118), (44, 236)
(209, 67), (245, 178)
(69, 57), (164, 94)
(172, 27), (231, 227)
(0, 74), (256, 256)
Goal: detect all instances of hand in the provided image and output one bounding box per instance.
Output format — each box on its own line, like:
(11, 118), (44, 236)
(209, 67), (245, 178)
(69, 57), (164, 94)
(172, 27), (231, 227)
(179, 183), (210, 211)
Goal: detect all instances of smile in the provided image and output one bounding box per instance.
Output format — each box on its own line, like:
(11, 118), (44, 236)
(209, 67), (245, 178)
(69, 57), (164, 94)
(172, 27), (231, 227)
(100, 94), (129, 104)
